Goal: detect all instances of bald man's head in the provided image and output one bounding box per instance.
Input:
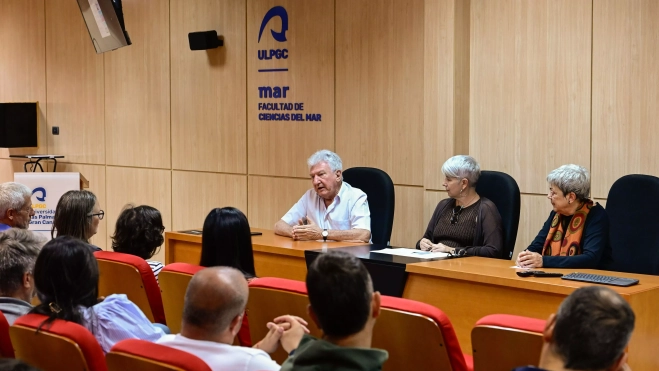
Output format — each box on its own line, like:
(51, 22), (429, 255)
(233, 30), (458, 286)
(182, 267), (249, 334)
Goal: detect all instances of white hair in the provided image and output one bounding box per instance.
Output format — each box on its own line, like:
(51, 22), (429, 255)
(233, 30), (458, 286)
(307, 150), (343, 172)
(0, 182), (32, 218)
(0, 228), (45, 295)
(441, 155), (481, 187)
(547, 164), (591, 200)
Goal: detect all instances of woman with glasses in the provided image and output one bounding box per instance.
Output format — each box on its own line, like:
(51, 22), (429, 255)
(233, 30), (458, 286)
(516, 165), (611, 269)
(111, 205), (165, 283)
(51, 190), (103, 251)
(416, 155), (504, 257)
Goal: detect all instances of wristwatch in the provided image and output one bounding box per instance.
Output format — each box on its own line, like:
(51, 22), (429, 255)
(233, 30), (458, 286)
(322, 229), (329, 242)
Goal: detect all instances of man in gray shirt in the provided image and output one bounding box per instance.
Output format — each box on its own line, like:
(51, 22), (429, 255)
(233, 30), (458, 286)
(0, 228), (45, 324)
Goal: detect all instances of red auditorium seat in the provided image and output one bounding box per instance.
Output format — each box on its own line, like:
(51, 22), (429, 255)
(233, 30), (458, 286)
(159, 263), (204, 334)
(377, 296), (473, 371)
(471, 314), (546, 371)
(10, 313), (107, 371)
(107, 338), (212, 371)
(247, 277), (318, 363)
(0, 311), (14, 358)
(94, 251), (166, 324)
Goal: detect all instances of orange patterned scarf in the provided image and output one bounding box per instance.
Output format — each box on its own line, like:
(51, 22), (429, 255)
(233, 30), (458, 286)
(541, 200), (594, 257)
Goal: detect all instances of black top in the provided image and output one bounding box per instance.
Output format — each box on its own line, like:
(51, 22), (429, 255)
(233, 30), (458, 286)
(417, 197), (504, 258)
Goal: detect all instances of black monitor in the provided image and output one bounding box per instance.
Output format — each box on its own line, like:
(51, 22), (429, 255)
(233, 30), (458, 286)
(76, 0), (131, 54)
(0, 103), (38, 148)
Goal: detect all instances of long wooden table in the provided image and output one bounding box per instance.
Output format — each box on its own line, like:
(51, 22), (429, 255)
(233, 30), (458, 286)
(403, 257), (659, 371)
(165, 228), (361, 281)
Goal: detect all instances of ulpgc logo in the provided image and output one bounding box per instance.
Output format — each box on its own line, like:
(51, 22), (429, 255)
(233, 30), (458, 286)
(32, 187), (47, 209)
(258, 6), (288, 61)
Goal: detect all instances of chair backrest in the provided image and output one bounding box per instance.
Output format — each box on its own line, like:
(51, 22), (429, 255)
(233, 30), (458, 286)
(94, 251), (166, 324)
(342, 167), (395, 245)
(471, 314), (545, 371)
(606, 174), (659, 274)
(247, 277), (319, 364)
(159, 263), (205, 334)
(475, 170), (521, 259)
(10, 313), (107, 371)
(107, 338), (212, 371)
(377, 296), (471, 371)
(0, 311), (14, 358)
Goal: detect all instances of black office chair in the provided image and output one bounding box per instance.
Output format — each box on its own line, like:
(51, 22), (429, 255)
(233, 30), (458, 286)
(606, 174), (659, 275)
(475, 170), (521, 260)
(342, 167), (395, 245)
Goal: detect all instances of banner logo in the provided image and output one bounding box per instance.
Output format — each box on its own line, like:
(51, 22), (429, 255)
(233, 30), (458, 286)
(32, 187), (46, 202)
(258, 6), (288, 43)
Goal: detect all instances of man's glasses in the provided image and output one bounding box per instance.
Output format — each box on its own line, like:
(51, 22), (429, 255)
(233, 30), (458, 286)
(87, 210), (105, 220)
(450, 206), (463, 225)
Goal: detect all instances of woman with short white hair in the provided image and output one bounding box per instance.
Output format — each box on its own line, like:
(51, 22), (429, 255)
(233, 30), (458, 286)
(417, 155), (503, 257)
(517, 164), (611, 268)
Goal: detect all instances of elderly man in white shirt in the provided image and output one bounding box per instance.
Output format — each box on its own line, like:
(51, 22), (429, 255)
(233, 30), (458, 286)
(274, 150), (371, 243)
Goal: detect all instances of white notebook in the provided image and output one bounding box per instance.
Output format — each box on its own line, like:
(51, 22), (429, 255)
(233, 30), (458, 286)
(371, 248), (450, 261)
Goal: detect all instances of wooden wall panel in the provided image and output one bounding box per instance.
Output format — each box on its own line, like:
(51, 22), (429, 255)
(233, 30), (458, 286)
(106, 167), (172, 262)
(470, 0), (592, 194)
(104, 0), (170, 169)
(170, 0), (247, 173)
(424, 0), (470, 190)
(51, 163), (108, 249)
(513, 194), (554, 260)
(391, 186), (425, 248)
(591, 0), (659, 198)
(0, 0), (47, 157)
(247, 0), (335, 178)
(172, 171), (247, 231)
(46, 0), (104, 164)
(0, 160), (26, 183)
(336, 0), (425, 186)
(248, 176), (310, 229)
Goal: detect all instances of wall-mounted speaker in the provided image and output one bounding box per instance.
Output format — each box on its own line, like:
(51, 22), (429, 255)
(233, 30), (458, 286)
(188, 31), (223, 50)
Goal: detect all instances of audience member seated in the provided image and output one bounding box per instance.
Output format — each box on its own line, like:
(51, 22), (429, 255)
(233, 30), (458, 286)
(513, 286), (634, 371)
(280, 251), (388, 371)
(517, 165), (611, 268)
(51, 190), (103, 251)
(30, 236), (165, 353)
(0, 182), (35, 232)
(0, 229), (45, 324)
(417, 155), (503, 257)
(201, 207), (258, 346)
(274, 149), (371, 243)
(201, 207), (256, 282)
(111, 205), (165, 283)
(157, 267), (308, 371)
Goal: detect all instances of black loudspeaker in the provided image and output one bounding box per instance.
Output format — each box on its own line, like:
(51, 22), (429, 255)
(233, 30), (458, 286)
(188, 31), (223, 50)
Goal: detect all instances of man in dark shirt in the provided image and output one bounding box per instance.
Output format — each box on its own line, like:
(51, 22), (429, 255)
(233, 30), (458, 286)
(280, 251), (388, 371)
(513, 286), (634, 371)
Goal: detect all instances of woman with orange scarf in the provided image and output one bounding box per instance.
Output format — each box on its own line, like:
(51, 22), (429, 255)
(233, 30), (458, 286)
(517, 165), (611, 269)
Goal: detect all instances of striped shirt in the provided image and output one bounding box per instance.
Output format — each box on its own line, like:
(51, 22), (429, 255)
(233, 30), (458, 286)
(148, 260), (164, 284)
